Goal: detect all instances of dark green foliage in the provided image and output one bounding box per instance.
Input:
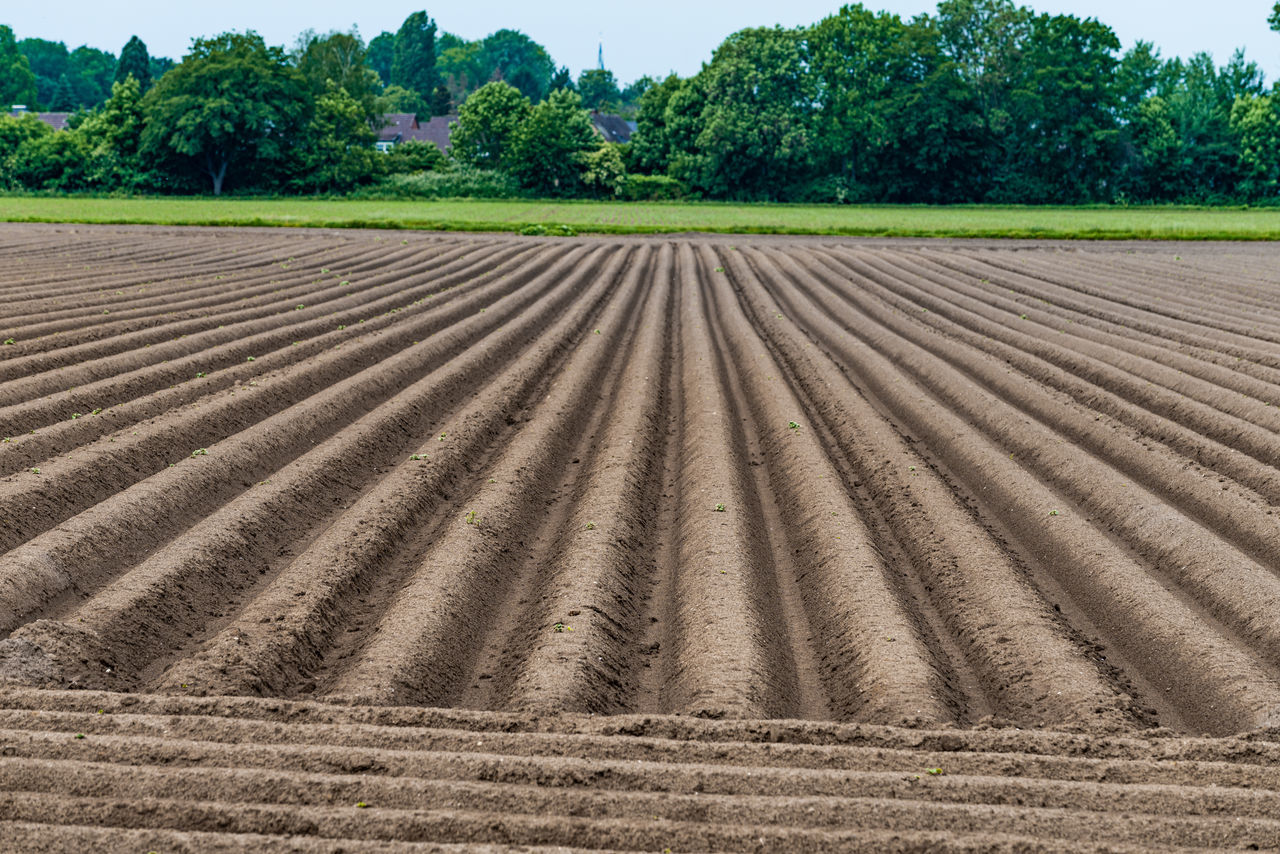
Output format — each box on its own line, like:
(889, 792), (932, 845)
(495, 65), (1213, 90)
(507, 89), (599, 195)
(6, 131), (92, 189)
(385, 139), (445, 174)
(2, 27), (39, 107)
(477, 30), (554, 101)
(140, 31), (306, 195)
(294, 30), (381, 125)
(115, 36), (152, 89)
(620, 174), (686, 200)
(391, 11), (438, 101)
(577, 68), (619, 110)
(292, 85), (379, 193)
(354, 165), (521, 198)
(50, 74), (77, 111)
(15, 36), (66, 107)
(367, 31), (394, 85)
(549, 66), (573, 92)
(429, 84), (452, 116)
(0, 113), (52, 161)
(449, 81), (531, 169)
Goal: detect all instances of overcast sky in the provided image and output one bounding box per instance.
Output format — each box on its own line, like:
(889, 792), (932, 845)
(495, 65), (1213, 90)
(6, 1), (1279, 84)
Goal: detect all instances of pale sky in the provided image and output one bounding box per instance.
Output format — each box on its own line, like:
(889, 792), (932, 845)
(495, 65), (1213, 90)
(4, 1), (1278, 85)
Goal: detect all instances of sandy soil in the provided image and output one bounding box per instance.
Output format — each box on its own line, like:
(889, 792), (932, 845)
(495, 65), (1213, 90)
(1, 224), (1279, 851)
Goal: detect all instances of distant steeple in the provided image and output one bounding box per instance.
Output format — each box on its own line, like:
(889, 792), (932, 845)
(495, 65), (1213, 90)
(598, 39), (604, 71)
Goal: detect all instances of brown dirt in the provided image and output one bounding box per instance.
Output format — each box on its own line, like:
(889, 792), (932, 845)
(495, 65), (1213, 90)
(1, 223), (1280, 851)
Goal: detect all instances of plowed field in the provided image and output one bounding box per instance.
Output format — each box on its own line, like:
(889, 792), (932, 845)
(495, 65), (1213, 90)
(2, 224), (1280, 851)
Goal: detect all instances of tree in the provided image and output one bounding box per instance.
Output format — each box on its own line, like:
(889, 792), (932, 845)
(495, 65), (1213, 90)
(436, 32), (484, 101)
(293, 85), (379, 192)
(68, 45), (117, 107)
(140, 31), (306, 194)
(385, 139), (445, 173)
(7, 131), (93, 190)
(1, 26), (38, 107)
(449, 80), (531, 169)
(577, 68), (619, 110)
(294, 29), (381, 125)
(1230, 94), (1280, 199)
(367, 31), (393, 84)
(683, 27), (817, 199)
(0, 113), (52, 164)
(50, 74), (76, 110)
(477, 30), (554, 101)
(506, 88), (599, 195)
(115, 35), (152, 89)
(429, 84), (452, 116)
(629, 73), (681, 173)
(549, 66), (573, 92)
(376, 84), (425, 115)
(1271, 3), (1280, 31)
(391, 11), (439, 100)
(17, 37), (67, 107)
(581, 143), (627, 196)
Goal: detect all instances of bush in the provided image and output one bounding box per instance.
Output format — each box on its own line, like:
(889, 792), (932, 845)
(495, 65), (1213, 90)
(384, 140), (446, 175)
(620, 174), (687, 201)
(353, 165), (523, 199)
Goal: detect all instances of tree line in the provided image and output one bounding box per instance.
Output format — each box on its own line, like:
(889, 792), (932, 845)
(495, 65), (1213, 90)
(2, 2), (1280, 203)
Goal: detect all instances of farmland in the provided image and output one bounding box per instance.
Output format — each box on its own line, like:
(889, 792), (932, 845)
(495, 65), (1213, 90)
(2, 223), (1280, 850)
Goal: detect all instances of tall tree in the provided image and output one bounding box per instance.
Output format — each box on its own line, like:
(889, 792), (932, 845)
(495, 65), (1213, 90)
(477, 30), (553, 101)
(1271, 2), (1280, 31)
(50, 73), (77, 110)
(391, 11), (439, 100)
(506, 88), (599, 194)
(366, 31), (393, 85)
(449, 80), (531, 169)
(69, 46), (117, 107)
(576, 68), (619, 110)
(16, 37), (67, 107)
(115, 35), (152, 89)
(140, 31), (306, 194)
(293, 29), (381, 125)
(629, 73), (682, 173)
(0, 29), (38, 107)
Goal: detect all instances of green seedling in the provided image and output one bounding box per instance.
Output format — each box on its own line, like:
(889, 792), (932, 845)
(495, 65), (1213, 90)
(338, 324), (346, 330)
(926, 767), (944, 776)
(553, 622), (573, 633)
(409, 454), (427, 461)
(196, 372), (207, 378)
(1049, 509), (1060, 516)
(585, 522), (596, 530)
(594, 329), (601, 335)
(715, 266), (725, 273)
(3, 338), (13, 345)
(295, 304), (305, 310)
(192, 448), (208, 457)
(788, 421), (800, 430)
(439, 432), (446, 441)
(1020, 313), (1028, 319)
(30, 468), (40, 475)
(714, 503), (726, 512)
(74, 733), (85, 739)
(246, 356), (256, 362)
(70, 413), (80, 420)
(465, 510), (478, 525)
(355, 801), (369, 809)
(90, 408), (101, 415)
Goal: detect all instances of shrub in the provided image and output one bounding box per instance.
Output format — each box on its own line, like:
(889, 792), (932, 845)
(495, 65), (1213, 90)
(620, 174), (687, 201)
(354, 165), (523, 199)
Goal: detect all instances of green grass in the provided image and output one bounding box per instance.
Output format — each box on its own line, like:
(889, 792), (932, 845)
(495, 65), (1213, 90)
(4, 195), (1280, 239)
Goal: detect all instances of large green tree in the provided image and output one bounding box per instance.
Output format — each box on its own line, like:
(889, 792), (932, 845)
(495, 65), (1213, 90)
(115, 35), (152, 89)
(292, 84), (379, 192)
(366, 31), (393, 85)
(576, 68), (619, 110)
(506, 88), (598, 194)
(294, 29), (381, 125)
(391, 11), (438, 104)
(449, 80), (531, 169)
(140, 31), (306, 194)
(2, 28), (39, 107)
(628, 73), (682, 174)
(477, 30), (554, 101)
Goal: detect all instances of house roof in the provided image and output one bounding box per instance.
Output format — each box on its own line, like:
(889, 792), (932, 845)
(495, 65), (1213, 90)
(377, 113), (455, 152)
(8, 109), (70, 131)
(590, 112), (633, 144)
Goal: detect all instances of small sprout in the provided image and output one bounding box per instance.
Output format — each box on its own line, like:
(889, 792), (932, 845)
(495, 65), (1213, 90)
(102, 309), (109, 315)
(409, 453), (427, 461)
(74, 733), (85, 740)
(909, 465), (916, 471)
(1049, 509), (1060, 516)
(192, 448), (208, 457)
(30, 467), (40, 475)
(355, 801), (369, 809)
(788, 421), (800, 431)
(3, 338), (13, 345)
(338, 324), (346, 330)
(465, 510), (478, 525)
(439, 432), (446, 441)
(246, 356), (256, 362)
(714, 503), (726, 512)
(196, 372), (206, 378)
(295, 304), (305, 310)
(90, 408), (102, 415)
(70, 413), (81, 420)
(553, 622), (573, 633)
(594, 329), (601, 335)
(1020, 314), (1028, 320)
(715, 266), (725, 273)
(585, 522), (596, 530)
(926, 767), (944, 776)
